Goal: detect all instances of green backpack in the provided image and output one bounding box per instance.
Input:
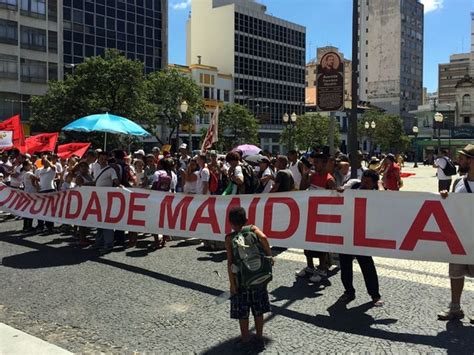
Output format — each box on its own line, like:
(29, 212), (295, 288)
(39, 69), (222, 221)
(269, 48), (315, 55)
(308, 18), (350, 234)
(230, 226), (273, 290)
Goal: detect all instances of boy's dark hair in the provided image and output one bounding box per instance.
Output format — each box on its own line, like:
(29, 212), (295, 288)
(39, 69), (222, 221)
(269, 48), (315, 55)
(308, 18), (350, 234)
(226, 151), (240, 162)
(362, 169), (379, 185)
(228, 207), (247, 227)
(98, 151), (109, 158)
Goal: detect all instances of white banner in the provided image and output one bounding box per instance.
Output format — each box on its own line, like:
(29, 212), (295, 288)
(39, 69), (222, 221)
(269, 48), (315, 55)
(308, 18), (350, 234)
(0, 185), (473, 264)
(0, 131), (13, 148)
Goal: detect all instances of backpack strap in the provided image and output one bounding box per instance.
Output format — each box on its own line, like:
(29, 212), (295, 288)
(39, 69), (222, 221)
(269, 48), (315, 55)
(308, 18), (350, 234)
(464, 177), (473, 193)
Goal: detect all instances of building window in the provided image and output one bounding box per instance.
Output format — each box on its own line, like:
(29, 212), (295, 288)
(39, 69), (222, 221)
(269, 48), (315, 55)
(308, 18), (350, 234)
(463, 116), (470, 124)
(0, 54), (18, 79)
(224, 90), (230, 102)
(462, 94), (471, 112)
(20, 0), (46, 18)
(48, 62), (57, 80)
(47, 0), (57, 20)
(0, 0), (17, 10)
(48, 31), (57, 52)
(20, 26), (46, 51)
(20, 59), (46, 83)
(0, 19), (17, 45)
(203, 87), (210, 99)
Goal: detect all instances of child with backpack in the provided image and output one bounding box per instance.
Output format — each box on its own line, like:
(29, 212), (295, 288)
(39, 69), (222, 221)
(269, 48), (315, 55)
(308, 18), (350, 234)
(225, 207), (273, 350)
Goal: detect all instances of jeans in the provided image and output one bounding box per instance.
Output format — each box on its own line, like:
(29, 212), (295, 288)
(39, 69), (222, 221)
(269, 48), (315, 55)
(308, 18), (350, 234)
(37, 189), (55, 231)
(339, 254), (381, 300)
(95, 228), (114, 249)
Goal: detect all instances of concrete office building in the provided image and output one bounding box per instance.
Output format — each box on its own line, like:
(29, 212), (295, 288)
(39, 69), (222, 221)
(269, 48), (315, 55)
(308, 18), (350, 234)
(359, 0), (423, 130)
(438, 53), (470, 103)
(187, 0), (306, 154)
(0, 0), (63, 123)
(63, 0), (167, 73)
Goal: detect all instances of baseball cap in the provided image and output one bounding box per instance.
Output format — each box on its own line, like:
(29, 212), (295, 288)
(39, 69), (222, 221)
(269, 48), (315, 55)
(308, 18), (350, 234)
(134, 149), (145, 156)
(151, 146), (160, 152)
(179, 143), (187, 150)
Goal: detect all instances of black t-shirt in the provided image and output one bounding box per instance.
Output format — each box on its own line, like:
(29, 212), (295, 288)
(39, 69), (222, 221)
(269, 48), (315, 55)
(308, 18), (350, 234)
(275, 169), (294, 192)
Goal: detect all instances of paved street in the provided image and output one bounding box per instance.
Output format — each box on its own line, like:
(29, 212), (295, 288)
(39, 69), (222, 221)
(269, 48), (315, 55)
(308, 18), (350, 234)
(1, 164), (473, 354)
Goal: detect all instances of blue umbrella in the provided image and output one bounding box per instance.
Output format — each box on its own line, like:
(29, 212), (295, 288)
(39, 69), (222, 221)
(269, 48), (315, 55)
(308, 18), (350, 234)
(62, 113), (151, 150)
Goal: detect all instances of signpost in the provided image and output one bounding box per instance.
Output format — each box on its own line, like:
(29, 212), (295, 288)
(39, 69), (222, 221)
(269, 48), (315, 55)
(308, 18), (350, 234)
(0, 131), (13, 149)
(316, 51), (344, 112)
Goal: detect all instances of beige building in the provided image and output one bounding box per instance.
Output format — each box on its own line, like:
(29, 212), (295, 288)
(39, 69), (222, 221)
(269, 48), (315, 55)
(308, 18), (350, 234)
(438, 53), (470, 103)
(0, 0), (63, 125)
(305, 46), (352, 108)
(359, 0), (423, 130)
(168, 63), (234, 151)
(186, 0), (306, 154)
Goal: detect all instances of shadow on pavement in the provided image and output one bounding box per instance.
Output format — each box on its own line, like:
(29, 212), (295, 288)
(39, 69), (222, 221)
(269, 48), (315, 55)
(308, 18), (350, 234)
(202, 336), (273, 355)
(270, 277), (325, 303)
(197, 251), (227, 263)
(1, 231), (474, 353)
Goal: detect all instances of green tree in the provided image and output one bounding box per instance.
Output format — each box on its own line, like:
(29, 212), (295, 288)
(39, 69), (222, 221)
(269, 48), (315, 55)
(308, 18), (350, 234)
(280, 113), (341, 152)
(218, 104), (259, 152)
(359, 109), (410, 153)
(146, 68), (205, 144)
(30, 49), (151, 148)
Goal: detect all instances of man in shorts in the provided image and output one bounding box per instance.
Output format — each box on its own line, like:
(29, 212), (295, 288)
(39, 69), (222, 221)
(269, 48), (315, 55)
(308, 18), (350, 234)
(438, 144), (474, 321)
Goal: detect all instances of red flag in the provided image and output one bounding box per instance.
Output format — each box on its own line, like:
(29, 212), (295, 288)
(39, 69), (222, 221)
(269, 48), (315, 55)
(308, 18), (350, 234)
(0, 114), (26, 153)
(200, 106), (219, 154)
(57, 143), (91, 159)
(25, 133), (59, 154)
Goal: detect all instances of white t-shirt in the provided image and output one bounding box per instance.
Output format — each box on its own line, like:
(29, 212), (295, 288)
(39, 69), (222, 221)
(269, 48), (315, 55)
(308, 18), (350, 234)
(61, 181), (76, 191)
(94, 166), (118, 187)
(261, 167), (274, 193)
(10, 165), (24, 188)
(435, 157), (451, 180)
(36, 167), (56, 191)
(179, 155), (190, 171)
(90, 161), (101, 179)
(23, 171), (37, 193)
(454, 178), (474, 193)
(288, 161), (302, 190)
(55, 162), (63, 175)
(197, 167), (210, 195)
(231, 165), (244, 195)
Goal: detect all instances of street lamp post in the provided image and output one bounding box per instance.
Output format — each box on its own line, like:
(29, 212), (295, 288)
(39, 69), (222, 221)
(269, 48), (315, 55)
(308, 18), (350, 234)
(364, 120), (376, 156)
(282, 112), (297, 151)
(412, 126), (419, 168)
(434, 112), (444, 155)
(180, 100), (189, 153)
(64, 63), (76, 76)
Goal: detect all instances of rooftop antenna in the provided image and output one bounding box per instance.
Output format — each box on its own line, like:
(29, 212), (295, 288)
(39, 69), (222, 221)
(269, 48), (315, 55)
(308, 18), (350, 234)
(197, 55), (201, 65)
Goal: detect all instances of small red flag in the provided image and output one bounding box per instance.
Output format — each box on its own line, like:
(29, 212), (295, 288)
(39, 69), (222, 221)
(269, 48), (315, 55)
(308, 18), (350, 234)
(57, 143), (91, 159)
(25, 133), (59, 154)
(0, 114), (26, 153)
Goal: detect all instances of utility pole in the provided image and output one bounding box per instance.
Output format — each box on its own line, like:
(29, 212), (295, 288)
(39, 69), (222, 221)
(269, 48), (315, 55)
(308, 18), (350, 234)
(349, 0), (360, 178)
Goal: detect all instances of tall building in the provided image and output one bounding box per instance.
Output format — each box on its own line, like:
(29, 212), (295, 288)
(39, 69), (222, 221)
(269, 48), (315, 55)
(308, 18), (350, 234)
(438, 53), (470, 103)
(63, 0), (168, 73)
(0, 0), (63, 123)
(305, 46), (352, 109)
(187, 0), (306, 153)
(359, 0), (423, 129)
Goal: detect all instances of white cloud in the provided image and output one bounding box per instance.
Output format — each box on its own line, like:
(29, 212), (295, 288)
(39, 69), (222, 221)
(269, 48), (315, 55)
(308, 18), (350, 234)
(172, 0), (191, 10)
(420, 0), (444, 14)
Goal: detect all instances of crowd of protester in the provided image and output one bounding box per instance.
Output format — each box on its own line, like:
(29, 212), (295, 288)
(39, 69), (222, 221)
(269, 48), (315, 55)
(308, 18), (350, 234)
(1, 141), (473, 335)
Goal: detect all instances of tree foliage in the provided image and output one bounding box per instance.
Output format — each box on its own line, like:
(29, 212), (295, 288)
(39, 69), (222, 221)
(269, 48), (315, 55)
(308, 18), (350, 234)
(218, 104), (259, 151)
(359, 109), (410, 153)
(29, 50), (206, 148)
(146, 68), (205, 144)
(30, 49), (150, 147)
(280, 113), (341, 152)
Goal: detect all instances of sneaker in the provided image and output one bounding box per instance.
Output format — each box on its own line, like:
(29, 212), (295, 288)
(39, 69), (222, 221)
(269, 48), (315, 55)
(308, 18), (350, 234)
(309, 269), (328, 283)
(437, 307), (464, 321)
(469, 316), (474, 324)
(295, 267), (315, 277)
(372, 298), (384, 307)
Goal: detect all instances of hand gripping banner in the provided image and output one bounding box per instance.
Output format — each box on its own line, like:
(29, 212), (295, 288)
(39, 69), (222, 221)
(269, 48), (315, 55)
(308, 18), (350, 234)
(0, 185), (473, 264)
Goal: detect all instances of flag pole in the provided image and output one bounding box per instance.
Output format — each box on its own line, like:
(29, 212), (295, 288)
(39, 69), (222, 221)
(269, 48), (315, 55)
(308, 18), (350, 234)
(104, 132), (107, 151)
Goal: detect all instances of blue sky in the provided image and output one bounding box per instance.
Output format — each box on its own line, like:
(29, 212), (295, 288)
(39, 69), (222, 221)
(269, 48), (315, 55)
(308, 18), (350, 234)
(168, 0), (473, 93)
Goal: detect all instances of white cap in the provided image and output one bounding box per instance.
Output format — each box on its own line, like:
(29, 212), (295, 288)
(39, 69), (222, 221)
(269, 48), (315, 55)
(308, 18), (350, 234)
(179, 143), (187, 150)
(134, 149), (145, 156)
(152, 146), (160, 152)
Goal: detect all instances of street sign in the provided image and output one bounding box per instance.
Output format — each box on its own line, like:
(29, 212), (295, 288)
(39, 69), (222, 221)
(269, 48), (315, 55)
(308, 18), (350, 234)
(317, 51), (344, 112)
(453, 126), (474, 138)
